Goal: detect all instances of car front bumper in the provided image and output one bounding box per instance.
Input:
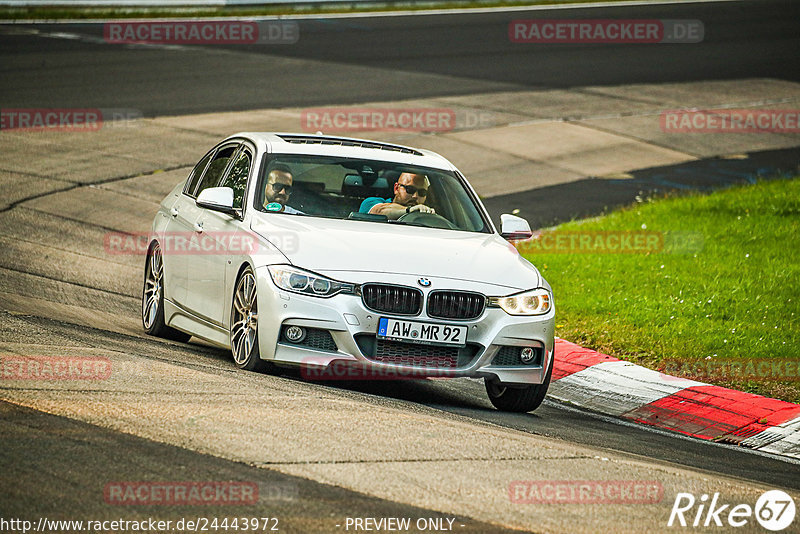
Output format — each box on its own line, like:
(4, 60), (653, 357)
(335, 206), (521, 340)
(255, 266), (555, 385)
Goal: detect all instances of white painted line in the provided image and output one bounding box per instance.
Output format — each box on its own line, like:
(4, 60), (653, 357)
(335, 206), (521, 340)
(285, 0), (742, 20)
(0, 26), (247, 55)
(549, 360), (705, 417)
(0, 0), (744, 24)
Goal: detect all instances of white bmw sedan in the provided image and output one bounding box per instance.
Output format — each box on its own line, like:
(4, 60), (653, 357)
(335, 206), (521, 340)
(143, 133), (555, 412)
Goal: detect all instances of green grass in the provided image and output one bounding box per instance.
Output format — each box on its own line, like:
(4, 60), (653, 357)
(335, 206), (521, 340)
(521, 177), (800, 403)
(0, 0), (659, 20)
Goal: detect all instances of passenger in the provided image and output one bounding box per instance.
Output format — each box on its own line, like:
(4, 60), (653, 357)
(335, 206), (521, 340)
(359, 172), (435, 220)
(263, 164), (303, 215)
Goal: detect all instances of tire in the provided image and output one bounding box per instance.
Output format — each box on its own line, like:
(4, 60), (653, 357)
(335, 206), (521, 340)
(230, 266), (267, 372)
(142, 242), (191, 343)
(484, 360), (553, 413)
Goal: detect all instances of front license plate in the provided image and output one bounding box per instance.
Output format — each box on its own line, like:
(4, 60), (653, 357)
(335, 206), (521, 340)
(377, 317), (467, 347)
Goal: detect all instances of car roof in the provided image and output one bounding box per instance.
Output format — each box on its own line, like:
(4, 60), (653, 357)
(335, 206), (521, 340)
(226, 132), (457, 172)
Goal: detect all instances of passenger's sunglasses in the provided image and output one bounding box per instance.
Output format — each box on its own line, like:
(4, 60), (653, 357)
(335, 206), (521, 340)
(398, 183), (428, 196)
(270, 182), (292, 193)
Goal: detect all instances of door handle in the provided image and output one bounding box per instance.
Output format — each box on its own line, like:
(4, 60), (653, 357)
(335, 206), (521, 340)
(170, 207), (179, 217)
(194, 221), (204, 233)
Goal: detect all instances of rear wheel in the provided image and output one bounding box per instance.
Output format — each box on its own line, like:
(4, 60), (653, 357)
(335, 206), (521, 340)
(484, 361), (552, 413)
(230, 267), (267, 372)
(142, 243), (191, 342)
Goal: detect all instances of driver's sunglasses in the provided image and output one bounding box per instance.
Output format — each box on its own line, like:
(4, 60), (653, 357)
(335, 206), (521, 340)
(270, 182), (292, 193)
(398, 183), (428, 196)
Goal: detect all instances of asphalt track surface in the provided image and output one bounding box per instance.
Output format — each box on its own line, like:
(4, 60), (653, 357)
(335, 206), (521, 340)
(2, 0), (800, 531)
(0, 0), (798, 115)
(483, 145), (800, 227)
(1, 401), (518, 534)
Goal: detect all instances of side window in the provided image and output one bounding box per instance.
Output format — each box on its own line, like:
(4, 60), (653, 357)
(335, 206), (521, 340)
(220, 148), (252, 210)
(184, 151), (213, 198)
(195, 145), (238, 197)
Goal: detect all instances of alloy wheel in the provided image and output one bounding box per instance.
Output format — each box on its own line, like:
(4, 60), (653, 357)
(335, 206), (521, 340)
(142, 244), (163, 330)
(231, 270), (259, 365)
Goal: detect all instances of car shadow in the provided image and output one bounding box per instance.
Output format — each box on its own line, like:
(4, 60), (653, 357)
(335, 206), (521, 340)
(272, 364), (490, 411)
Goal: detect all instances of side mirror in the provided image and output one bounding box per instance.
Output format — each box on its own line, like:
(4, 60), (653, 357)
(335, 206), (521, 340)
(500, 213), (532, 240)
(197, 187), (239, 218)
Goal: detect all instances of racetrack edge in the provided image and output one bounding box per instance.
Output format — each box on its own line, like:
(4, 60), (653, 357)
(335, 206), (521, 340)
(550, 338), (800, 459)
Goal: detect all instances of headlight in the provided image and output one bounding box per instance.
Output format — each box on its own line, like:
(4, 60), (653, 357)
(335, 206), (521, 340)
(488, 288), (552, 316)
(268, 265), (355, 298)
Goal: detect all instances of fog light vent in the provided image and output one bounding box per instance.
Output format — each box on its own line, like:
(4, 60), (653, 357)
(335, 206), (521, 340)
(285, 325), (306, 343)
(492, 345), (543, 367)
(520, 347), (535, 363)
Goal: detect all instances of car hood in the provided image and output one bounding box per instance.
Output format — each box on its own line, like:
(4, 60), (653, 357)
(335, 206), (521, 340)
(250, 214), (541, 291)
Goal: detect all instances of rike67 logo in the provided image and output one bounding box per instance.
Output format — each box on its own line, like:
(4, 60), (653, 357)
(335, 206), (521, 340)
(668, 490), (796, 531)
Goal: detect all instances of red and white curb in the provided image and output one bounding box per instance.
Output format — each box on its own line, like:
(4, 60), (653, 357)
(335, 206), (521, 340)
(549, 339), (800, 459)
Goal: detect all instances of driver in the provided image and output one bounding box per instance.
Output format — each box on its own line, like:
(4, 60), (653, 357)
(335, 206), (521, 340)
(263, 164), (303, 215)
(359, 172), (435, 220)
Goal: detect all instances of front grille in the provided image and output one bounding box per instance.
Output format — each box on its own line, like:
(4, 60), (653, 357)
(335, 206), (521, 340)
(361, 284), (422, 316)
(374, 339), (459, 368)
(427, 291), (486, 320)
(280, 326), (338, 352)
(354, 335), (481, 369)
(492, 345), (543, 367)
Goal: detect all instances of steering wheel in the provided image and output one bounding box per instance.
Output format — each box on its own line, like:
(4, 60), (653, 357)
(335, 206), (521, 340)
(398, 210), (458, 230)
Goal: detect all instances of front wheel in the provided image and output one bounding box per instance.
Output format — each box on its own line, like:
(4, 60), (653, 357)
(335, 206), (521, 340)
(230, 266), (267, 372)
(484, 361), (552, 413)
(142, 243), (191, 342)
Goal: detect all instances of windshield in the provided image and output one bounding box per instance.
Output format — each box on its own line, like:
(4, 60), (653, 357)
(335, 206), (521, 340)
(254, 154), (490, 233)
